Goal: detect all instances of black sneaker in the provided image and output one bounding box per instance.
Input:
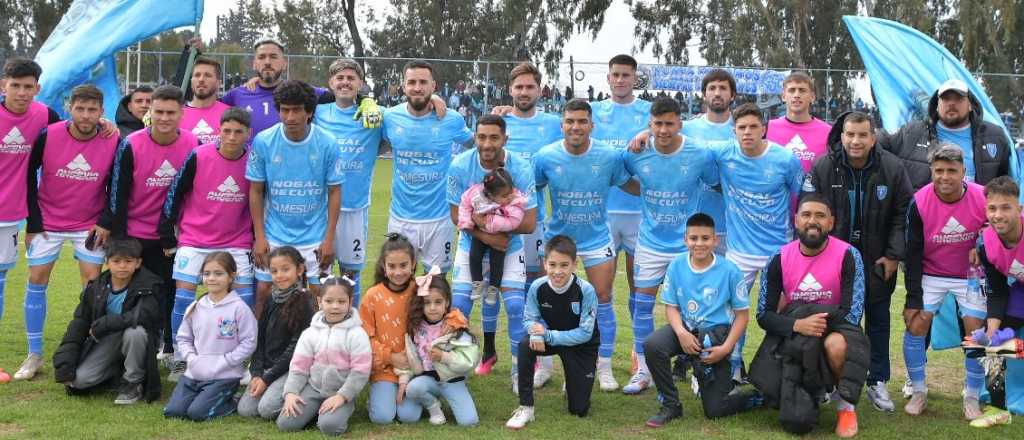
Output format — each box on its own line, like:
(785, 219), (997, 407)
(646, 405), (683, 428)
(114, 381), (143, 405)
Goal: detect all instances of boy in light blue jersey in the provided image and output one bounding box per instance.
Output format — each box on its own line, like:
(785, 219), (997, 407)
(620, 97), (719, 394)
(313, 58), (382, 307)
(447, 114), (538, 393)
(533, 98), (639, 391)
(383, 60), (473, 272)
(712, 103), (803, 382)
(247, 80), (343, 303)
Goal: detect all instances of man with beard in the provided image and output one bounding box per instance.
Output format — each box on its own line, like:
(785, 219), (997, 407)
(221, 39), (295, 137)
(383, 60), (473, 273)
(755, 194), (867, 438)
(882, 79), (1011, 188)
(447, 114), (537, 394)
(180, 57), (230, 145)
(902, 145), (988, 419)
(766, 72), (832, 173)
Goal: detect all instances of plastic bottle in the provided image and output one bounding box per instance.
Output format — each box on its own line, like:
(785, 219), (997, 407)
(967, 265), (986, 304)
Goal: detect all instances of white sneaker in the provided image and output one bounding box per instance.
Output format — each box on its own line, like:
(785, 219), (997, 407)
(597, 365), (618, 392)
(484, 285), (500, 306)
(13, 353), (44, 380)
(167, 361), (186, 383)
(901, 373), (914, 399)
(426, 402), (447, 425)
(622, 371), (650, 394)
(866, 381), (895, 412)
(534, 365), (553, 389)
(905, 390), (928, 416)
(964, 396), (983, 421)
(470, 281), (485, 301)
(505, 405), (534, 430)
(156, 351), (173, 362)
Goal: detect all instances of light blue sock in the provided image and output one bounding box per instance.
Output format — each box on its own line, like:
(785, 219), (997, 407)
(482, 291), (501, 333)
(628, 290), (637, 322)
(0, 270), (6, 322)
(597, 301), (617, 358)
(24, 282), (47, 355)
(903, 331), (928, 391)
(633, 292), (655, 354)
(503, 289), (525, 357)
(964, 356), (985, 399)
(171, 287), (196, 346)
(236, 284), (255, 309)
(731, 333), (746, 376)
(350, 272), (361, 308)
(451, 284), (474, 319)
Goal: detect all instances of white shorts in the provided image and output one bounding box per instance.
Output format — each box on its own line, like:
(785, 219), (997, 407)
(0, 224), (19, 270)
(609, 212), (640, 255)
(542, 239), (616, 269)
(335, 208), (370, 271)
(726, 250), (771, 294)
(452, 246), (527, 290)
(922, 275), (986, 319)
(387, 216), (454, 271)
(633, 245), (682, 288)
(521, 223), (546, 273)
(254, 241), (323, 285)
(173, 246), (254, 285)
(26, 230), (105, 266)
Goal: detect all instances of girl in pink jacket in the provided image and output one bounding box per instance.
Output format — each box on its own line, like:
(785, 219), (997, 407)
(457, 168), (526, 305)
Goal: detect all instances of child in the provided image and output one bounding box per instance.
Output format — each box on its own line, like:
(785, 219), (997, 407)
(360, 233), (420, 424)
(395, 275), (480, 426)
(457, 167), (527, 305)
(237, 246), (316, 421)
(642, 214), (761, 428)
(164, 252), (257, 421)
(506, 235), (599, 429)
(277, 276), (371, 435)
(52, 238), (163, 404)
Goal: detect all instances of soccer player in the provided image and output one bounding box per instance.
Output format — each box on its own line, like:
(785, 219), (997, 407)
(643, 214), (760, 427)
(766, 72), (832, 173)
(684, 69), (737, 251)
(713, 103), (804, 382)
(17, 85), (118, 381)
(383, 60), (473, 273)
(247, 80), (343, 306)
(447, 114), (537, 393)
(902, 144), (988, 419)
(221, 39), (294, 137)
(159, 107), (255, 381)
(96, 84), (199, 364)
(533, 98), (638, 391)
(180, 57), (230, 145)
(620, 97), (718, 394)
(313, 58), (382, 307)
(755, 194), (868, 438)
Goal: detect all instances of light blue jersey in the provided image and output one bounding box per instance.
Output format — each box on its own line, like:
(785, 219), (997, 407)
(504, 112), (562, 223)
(712, 140), (803, 257)
(446, 149), (537, 254)
(246, 123), (344, 246)
(624, 137), (719, 254)
(937, 122), (975, 181)
(314, 102), (382, 210)
(682, 114), (734, 234)
(591, 99), (651, 214)
(533, 139), (630, 252)
(383, 105), (473, 221)
(661, 253), (749, 331)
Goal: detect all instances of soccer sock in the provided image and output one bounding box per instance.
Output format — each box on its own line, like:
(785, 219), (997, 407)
(451, 284), (474, 319)
(171, 287), (196, 349)
(482, 290), (501, 333)
(236, 284), (255, 309)
(24, 282), (47, 355)
(349, 272), (361, 308)
(964, 356), (985, 399)
(633, 291), (655, 356)
(597, 301), (617, 360)
(483, 332), (496, 359)
(628, 290), (637, 322)
(731, 333), (746, 377)
(504, 288), (525, 358)
(0, 270), (6, 322)
(903, 331), (928, 392)
(636, 353), (649, 375)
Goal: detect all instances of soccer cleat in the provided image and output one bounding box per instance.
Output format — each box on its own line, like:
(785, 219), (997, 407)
(964, 397), (983, 421)
(835, 409), (858, 438)
(114, 382), (143, 405)
(166, 361), (186, 383)
(646, 405), (682, 428)
(905, 391), (927, 416)
(533, 364), (553, 389)
(426, 402), (447, 425)
(866, 381), (895, 412)
(970, 407), (1011, 428)
(475, 353), (497, 376)
(13, 353), (44, 380)
(597, 365), (619, 391)
(622, 371), (651, 395)
(484, 285), (500, 306)
(505, 405), (534, 430)
(901, 374), (914, 400)
(469, 281), (484, 301)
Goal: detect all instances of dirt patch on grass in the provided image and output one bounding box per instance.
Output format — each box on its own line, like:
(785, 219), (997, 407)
(0, 423), (25, 435)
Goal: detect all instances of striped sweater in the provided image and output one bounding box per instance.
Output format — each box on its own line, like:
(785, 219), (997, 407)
(283, 311), (372, 401)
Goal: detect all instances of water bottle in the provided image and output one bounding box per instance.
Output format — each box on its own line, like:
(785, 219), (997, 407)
(967, 265), (986, 304)
(700, 334), (713, 359)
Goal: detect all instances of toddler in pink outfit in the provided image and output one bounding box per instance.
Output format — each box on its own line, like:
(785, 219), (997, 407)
(457, 168), (526, 305)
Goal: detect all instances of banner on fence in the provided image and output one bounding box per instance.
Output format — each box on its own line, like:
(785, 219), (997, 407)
(639, 65), (787, 95)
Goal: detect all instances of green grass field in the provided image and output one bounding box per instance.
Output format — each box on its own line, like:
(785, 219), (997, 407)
(0, 160), (1019, 439)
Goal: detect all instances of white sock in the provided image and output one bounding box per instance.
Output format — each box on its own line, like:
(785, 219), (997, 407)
(636, 354), (649, 375)
(597, 357), (612, 371)
(837, 396), (855, 412)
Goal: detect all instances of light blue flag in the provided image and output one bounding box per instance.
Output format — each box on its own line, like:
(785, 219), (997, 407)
(843, 15), (1020, 185)
(34, 0), (204, 119)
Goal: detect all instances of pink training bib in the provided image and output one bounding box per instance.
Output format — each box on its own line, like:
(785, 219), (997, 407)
(914, 182), (987, 278)
(177, 143), (253, 249)
(781, 236), (851, 305)
(0, 101), (49, 222)
(38, 121), (119, 231)
(125, 129), (198, 239)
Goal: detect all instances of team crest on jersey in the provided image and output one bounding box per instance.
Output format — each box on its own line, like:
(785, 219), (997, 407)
(571, 301), (581, 315)
(686, 299), (699, 314)
(641, 164), (651, 174)
(985, 143), (997, 158)
(680, 165), (689, 175)
(634, 115), (644, 126)
(591, 164), (601, 175)
(876, 185), (888, 201)
(218, 318), (238, 338)
(554, 165), (563, 175)
(177, 255), (189, 270)
(272, 155), (283, 164)
(702, 287), (717, 302)
(431, 126), (441, 138)
(395, 126), (405, 136)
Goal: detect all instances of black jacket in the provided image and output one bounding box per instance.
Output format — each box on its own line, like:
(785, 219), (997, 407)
(250, 293), (315, 384)
(879, 89), (1011, 190)
(803, 111), (914, 301)
(53, 268), (164, 402)
(114, 94), (145, 138)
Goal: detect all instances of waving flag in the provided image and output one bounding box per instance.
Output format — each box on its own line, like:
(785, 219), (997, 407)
(843, 15), (1019, 183)
(34, 0), (203, 119)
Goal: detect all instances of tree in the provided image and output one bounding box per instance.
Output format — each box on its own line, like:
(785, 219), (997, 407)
(0, 0), (72, 59)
